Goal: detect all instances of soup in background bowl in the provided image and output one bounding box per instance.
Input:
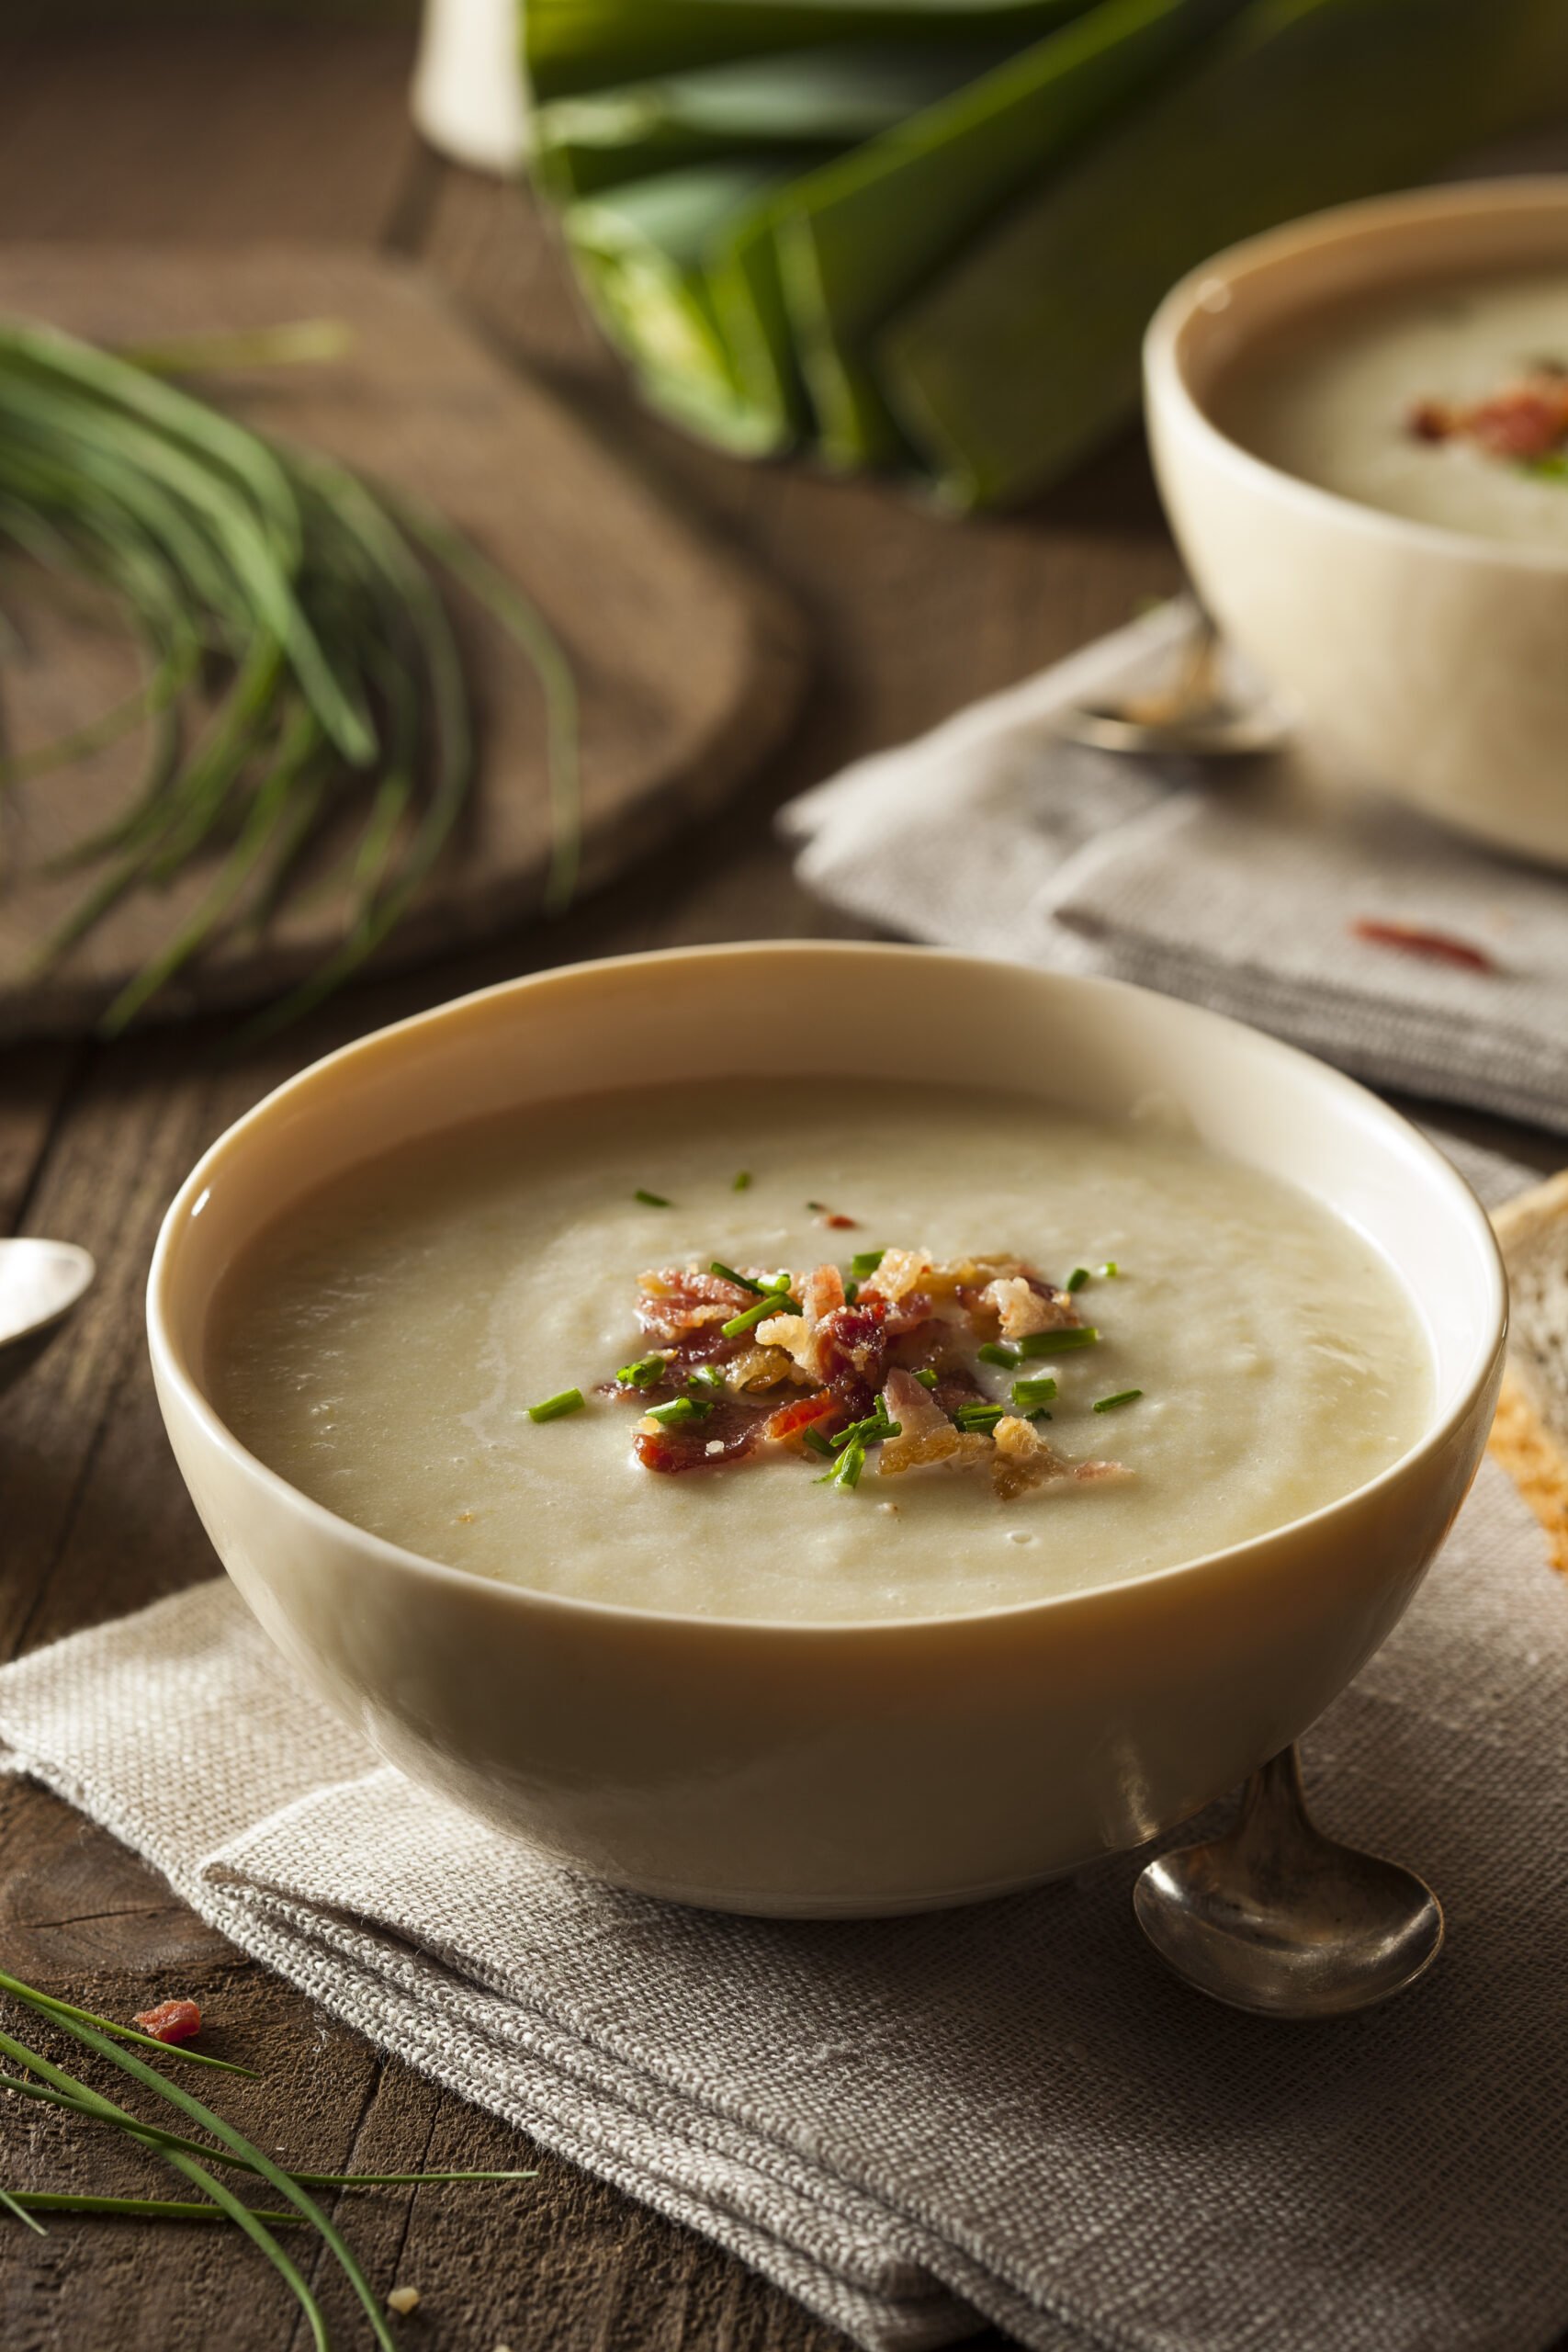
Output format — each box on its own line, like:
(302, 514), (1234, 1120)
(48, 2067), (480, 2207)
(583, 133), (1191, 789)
(1145, 177), (1568, 866)
(148, 944), (1505, 1916)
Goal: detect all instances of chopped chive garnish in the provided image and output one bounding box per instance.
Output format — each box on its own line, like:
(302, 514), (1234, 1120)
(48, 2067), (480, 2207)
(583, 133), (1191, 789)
(1064, 1267), (1091, 1294)
(914, 1367), (939, 1389)
(1028, 1409), (1054, 1423)
(634, 1188), (671, 1207)
(844, 1278), (860, 1304)
(818, 1439), (866, 1490)
(733, 1170), (751, 1191)
(977, 1341), (1019, 1368)
(617, 1352), (668, 1390)
(849, 1249), (886, 1280)
(1017, 1326), (1100, 1358)
(807, 1200), (826, 1213)
(687, 1366), (727, 1396)
(1011, 1375), (1058, 1409)
(829, 1408), (901, 1452)
(647, 1396), (714, 1427)
(527, 1388), (585, 1423)
(1093, 1388), (1143, 1413)
(1100, 1261), (1121, 1278)
(719, 1290), (797, 1338)
(802, 1425), (837, 1459)
(711, 1260), (765, 1294)
(953, 1402), (1005, 1433)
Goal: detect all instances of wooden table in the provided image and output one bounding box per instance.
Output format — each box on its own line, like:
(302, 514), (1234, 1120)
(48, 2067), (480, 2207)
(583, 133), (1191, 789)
(1, 27), (1560, 2352)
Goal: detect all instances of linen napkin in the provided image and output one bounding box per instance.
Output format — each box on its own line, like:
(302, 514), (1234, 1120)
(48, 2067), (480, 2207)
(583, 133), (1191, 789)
(780, 601), (1568, 1135)
(3, 1430), (1568, 2352)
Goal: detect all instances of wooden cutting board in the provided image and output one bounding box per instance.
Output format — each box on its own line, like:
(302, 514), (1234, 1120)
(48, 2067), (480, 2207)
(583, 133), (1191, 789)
(0, 243), (807, 1037)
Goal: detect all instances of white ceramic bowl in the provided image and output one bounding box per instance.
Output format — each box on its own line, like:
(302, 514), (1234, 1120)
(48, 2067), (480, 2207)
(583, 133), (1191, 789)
(1145, 177), (1568, 866)
(148, 945), (1505, 1917)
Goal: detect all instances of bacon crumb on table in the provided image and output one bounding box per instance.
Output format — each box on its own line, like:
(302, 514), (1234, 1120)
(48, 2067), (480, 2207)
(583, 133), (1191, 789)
(1350, 917), (1498, 974)
(132, 1997), (202, 2044)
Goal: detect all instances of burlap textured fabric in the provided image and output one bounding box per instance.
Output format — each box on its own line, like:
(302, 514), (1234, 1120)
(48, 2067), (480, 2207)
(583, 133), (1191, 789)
(779, 601), (1568, 1135)
(2, 1446), (1565, 2352)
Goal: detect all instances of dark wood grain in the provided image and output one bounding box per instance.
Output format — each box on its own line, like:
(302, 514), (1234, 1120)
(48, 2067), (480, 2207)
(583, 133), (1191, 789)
(1, 25), (1562, 2352)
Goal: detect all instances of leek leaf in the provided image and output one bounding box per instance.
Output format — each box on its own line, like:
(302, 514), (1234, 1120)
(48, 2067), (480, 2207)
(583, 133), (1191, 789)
(533, 43), (1013, 199)
(526, 0), (1090, 101)
(771, 0), (1242, 466)
(564, 162), (815, 450)
(881, 0), (1568, 506)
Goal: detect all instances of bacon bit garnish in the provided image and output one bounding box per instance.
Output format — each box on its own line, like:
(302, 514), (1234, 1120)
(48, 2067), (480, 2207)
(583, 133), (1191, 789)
(762, 1390), (840, 1446)
(602, 1247), (1134, 1494)
(822, 1211), (858, 1229)
(633, 1396), (771, 1474)
(133, 1998), (202, 2045)
(1405, 397), (1453, 443)
(1404, 369), (1568, 463)
(1350, 917), (1498, 974)
(979, 1274), (1078, 1340)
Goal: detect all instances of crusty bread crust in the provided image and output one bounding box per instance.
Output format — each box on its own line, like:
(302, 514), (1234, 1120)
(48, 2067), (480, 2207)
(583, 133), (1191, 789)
(1488, 1170), (1568, 1575)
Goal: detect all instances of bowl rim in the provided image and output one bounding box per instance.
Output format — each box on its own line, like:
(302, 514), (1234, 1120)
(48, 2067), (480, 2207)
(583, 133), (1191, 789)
(1144, 173), (1568, 577)
(147, 941), (1508, 1639)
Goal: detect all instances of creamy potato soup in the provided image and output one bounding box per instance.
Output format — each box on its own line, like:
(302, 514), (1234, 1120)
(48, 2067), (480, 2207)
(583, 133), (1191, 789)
(210, 1079), (1431, 1623)
(1214, 270), (1568, 547)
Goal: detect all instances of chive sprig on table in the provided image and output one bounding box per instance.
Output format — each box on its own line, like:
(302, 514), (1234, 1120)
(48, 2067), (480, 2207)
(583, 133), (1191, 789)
(0, 318), (581, 1036)
(0, 1969), (536, 2342)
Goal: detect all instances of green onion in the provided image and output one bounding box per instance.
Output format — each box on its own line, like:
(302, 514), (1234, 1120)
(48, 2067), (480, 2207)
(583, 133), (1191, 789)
(843, 1278), (860, 1304)
(0, 2068), (535, 2192)
(711, 1260), (765, 1293)
(977, 1340), (1018, 1367)
(818, 1437), (866, 1490)
(1017, 1325), (1100, 1357)
(617, 1351), (669, 1389)
(0, 322), (580, 1035)
(0, 1984), (254, 2078)
(801, 1423), (837, 1458)
(686, 1365), (728, 1396)
(806, 1200), (827, 1212)
(1011, 1374), (1058, 1408)
(829, 1407), (901, 1451)
(646, 1395), (714, 1426)
(1100, 1260), (1121, 1278)
(849, 1248), (886, 1278)
(634, 1187), (672, 1206)
(953, 1401), (1004, 1433)
(732, 1170), (752, 1190)
(914, 1367), (940, 1389)
(720, 1290), (798, 1337)
(1064, 1266), (1091, 1293)
(0, 2188), (47, 2235)
(1, 2190), (304, 2227)
(1092, 1387), (1143, 1412)
(527, 1387), (586, 1423)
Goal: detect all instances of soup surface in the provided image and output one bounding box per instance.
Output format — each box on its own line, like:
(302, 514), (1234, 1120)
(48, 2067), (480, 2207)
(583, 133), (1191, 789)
(210, 1079), (1431, 1623)
(1214, 270), (1568, 547)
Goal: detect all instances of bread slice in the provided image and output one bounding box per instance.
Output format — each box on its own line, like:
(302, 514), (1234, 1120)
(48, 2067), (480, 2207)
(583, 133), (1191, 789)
(1489, 1170), (1568, 1575)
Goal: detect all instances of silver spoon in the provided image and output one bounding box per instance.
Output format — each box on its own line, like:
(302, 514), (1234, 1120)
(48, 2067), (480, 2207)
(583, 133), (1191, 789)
(0, 1237), (96, 1397)
(1054, 612), (1293, 759)
(1133, 1745), (1443, 2019)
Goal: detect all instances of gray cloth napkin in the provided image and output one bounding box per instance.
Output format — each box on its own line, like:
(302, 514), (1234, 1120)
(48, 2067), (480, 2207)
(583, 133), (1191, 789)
(780, 602), (1568, 1135)
(3, 1430), (1568, 2352)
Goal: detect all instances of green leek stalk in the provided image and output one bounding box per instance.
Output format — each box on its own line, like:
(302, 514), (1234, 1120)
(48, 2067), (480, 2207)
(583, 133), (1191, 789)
(564, 159), (819, 449)
(525, 0), (1089, 101)
(767, 0), (1241, 467)
(532, 43), (1014, 199)
(880, 0), (1568, 506)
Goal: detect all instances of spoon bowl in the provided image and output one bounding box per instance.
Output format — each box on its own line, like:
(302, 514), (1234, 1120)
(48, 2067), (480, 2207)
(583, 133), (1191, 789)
(1134, 1745), (1443, 2018)
(0, 1238), (96, 1396)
